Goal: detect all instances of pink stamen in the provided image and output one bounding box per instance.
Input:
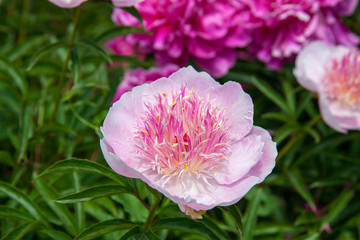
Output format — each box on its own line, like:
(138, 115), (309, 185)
(134, 85), (231, 185)
(323, 49), (360, 109)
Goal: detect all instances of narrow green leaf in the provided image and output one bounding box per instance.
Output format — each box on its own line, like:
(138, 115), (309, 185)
(18, 105), (33, 162)
(7, 35), (50, 61)
(119, 227), (142, 240)
(95, 26), (146, 43)
(76, 40), (112, 63)
(26, 41), (66, 71)
(74, 219), (137, 240)
(152, 218), (221, 240)
(69, 172), (83, 235)
(0, 56), (28, 96)
(1, 221), (38, 240)
(202, 216), (230, 240)
(320, 189), (354, 230)
(71, 47), (81, 85)
(37, 158), (127, 185)
(281, 79), (296, 116)
(223, 205), (244, 239)
(34, 178), (76, 235)
(287, 168), (316, 211)
(0, 181), (44, 221)
(56, 184), (132, 204)
(261, 112), (290, 123)
(0, 206), (34, 222)
(274, 125), (294, 144)
(244, 188), (263, 240)
(251, 77), (289, 114)
(40, 230), (72, 240)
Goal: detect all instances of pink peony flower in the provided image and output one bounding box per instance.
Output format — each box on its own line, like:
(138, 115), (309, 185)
(48, 0), (87, 8)
(112, 64), (179, 103)
(294, 41), (360, 133)
(109, 1), (256, 78)
(100, 66), (277, 219)
(247, 0), (359, 69)
(112, 0), (143, 7)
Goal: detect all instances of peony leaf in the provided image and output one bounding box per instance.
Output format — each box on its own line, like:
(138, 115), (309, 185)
(34, 178), (77, 235)
(25, 41), (66, 71)
(152, 217), (221, 240)
(244, 188), (263, 240)
(95, 26), (146, 43)
(0, 181), (45, 222)
(1, 221), (39, 240)
(55, 184), (132, 204)
(287, 168), (316, 211)
(320, 189), (354, 231)
(37, 158), (128, 185)
(0, 205), (34, 222)
(251, 77), (289, 114)
(40, 230), (72, 240)
(0, 55), (28, 96)
(223, 205), (244, 239)
(76, 40), (112, 64)
(119, 227), (162, 240)
(74, 219), (137, 240)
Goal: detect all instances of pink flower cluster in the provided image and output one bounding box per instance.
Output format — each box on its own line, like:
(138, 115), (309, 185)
(108, 0), (359, 76)
(48, 0), (141, 8)
(101, 66), (277, 219)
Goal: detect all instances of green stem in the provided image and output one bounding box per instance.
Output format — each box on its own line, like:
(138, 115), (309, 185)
(50, 7), (81, 120)
(143, 196), (162, 232)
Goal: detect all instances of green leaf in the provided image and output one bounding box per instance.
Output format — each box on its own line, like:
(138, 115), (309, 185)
(112, 194), (149, 222)
(1, 221), (38, 240)
(76, 40), (112, 63)
(18, 105), (33, 162)
(37, 158), (128, 185)
(0, 55), (28, 96)
(223, 205), (244, 238)
(95, 26), (146, 43)
(73, 171), (85, 234)
(119, 227), (142, 240)
(287, 168), (316, 211)
(34, 178), (76, 235)
(251, 77), (289, 114)
(152, 218), (221, 240)
(7, 35), (50, 61)
(55, 184), (132, 204)
(74, 219), (137, 240)
(71, 47), (81, 85)
(0, 206), (34, 222)
(320, 189), (354, 231)
(25, 41), (66, 71)
(0, 150), (16, 168)
(40, 230), (72, 240)
(244, 188), (263, 240)
(0, 181), (45, 221)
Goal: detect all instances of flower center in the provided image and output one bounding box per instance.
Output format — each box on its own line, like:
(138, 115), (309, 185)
(134, 86), (230, 186)
(323, 49), (360, 109)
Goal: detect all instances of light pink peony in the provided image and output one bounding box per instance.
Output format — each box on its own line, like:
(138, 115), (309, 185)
(100, 66), (277, 219)
(48, 0), (87, 8)
(112, 64), (179, 103)
(109, 1), (256, 78)
(294, 41), (360, 133)
(247, 0), (359, 69)
(112, 0), (143, 7)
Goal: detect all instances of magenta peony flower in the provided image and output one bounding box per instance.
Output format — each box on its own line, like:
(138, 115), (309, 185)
(112, 0), (143, 7)
(100, 66), (277, 219)
(109, 1), (256, 78)
(112, 64), (179, 103)
(247, 0), (359, 69)
(294, 41), (360, 133)
(48, 0), (87, 8)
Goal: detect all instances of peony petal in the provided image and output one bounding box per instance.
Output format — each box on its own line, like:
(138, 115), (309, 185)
(293, 41), (333, 92)
(318, 95), (347, 133)
(48, 0), (87, 8)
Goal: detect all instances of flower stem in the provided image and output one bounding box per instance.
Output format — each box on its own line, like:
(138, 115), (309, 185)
(50, 7), (81, 120)
(143, 196), (163, 232)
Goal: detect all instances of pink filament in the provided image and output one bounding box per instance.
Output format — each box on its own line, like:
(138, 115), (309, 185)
(134, 86), (231, 184)
(323, 49), (360, 108)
